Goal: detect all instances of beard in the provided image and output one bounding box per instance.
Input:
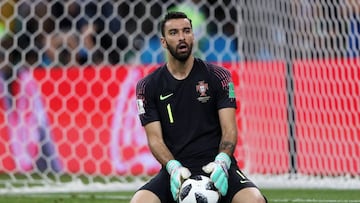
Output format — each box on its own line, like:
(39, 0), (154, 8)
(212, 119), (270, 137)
(166, 41), (193, 62)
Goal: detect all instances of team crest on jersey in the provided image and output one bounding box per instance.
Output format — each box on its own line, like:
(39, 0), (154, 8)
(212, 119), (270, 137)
(196, 80), (210, 103)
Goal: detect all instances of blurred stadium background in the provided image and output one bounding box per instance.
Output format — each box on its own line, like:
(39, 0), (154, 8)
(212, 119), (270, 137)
(0, 0), (359, 196)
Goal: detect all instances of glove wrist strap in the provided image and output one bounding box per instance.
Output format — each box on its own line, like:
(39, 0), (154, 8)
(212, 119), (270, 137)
(166, 160), (181, 174)
(215, 152), (231, 169)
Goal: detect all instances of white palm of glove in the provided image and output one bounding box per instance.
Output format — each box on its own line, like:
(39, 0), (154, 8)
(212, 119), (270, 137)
(166, 160), (191, 200)
(202, 152), (231, 196)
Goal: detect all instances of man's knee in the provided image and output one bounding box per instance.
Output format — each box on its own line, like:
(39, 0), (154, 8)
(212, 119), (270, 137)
(232, 187), (267, 203)
(130, 190), (161, 203)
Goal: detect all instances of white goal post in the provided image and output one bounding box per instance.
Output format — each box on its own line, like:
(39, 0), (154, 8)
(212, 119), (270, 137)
(0, 0), (359, 194)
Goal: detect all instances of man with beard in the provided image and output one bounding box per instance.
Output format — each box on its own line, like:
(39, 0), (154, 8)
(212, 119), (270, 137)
(131, 11), (267, 203)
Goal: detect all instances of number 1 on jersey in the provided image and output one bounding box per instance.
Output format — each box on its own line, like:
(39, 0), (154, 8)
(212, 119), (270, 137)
(166, 104), (174, 123)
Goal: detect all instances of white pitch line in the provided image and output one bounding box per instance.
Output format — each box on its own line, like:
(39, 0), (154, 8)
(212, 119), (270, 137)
(271, 199), (360, 203)
(15, 194), (132, 200)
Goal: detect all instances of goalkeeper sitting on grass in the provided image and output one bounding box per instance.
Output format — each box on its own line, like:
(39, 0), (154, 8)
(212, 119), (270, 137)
(131, 11), (267, 203)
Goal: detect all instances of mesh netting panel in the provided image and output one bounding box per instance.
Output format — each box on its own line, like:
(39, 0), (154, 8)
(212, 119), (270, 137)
(0, 0), (359, 193)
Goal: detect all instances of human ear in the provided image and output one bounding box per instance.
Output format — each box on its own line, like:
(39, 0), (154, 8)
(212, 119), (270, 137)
(160, 37), (167, 48)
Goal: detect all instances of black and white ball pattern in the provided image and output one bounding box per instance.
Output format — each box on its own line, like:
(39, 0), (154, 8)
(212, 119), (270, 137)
(179, 175), (220, 203)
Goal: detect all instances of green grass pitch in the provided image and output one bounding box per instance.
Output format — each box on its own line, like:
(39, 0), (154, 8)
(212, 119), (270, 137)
(0, 189), (359, 203)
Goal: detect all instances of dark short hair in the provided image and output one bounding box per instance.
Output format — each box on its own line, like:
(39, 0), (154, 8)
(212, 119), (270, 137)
(160, 11), (192, 37)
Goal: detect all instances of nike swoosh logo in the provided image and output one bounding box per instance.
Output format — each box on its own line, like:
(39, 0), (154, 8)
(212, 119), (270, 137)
(236, 170), (251, 184)
(160, 93), (174, 100)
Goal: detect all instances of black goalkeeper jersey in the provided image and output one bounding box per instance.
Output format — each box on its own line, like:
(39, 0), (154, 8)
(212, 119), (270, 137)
(136, 58), (236, 171)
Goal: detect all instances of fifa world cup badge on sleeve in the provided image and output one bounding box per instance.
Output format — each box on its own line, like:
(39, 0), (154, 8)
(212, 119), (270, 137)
(228, 82), (236, 99)
(136, 99), (145, 114)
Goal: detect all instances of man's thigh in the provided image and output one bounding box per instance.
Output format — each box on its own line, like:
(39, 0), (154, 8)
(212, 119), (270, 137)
(132, 169), (175, 203)
(221, 166), (258, 203)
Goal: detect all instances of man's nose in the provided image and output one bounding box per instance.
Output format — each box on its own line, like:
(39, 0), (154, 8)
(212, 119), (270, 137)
(179, 32), (185, 40)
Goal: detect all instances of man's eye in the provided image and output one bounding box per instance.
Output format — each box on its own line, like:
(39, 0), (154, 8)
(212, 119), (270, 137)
(184, 28), (191, 33)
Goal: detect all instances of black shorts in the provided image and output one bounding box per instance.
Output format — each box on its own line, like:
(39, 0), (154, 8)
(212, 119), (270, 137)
(138, 164), (258, 203)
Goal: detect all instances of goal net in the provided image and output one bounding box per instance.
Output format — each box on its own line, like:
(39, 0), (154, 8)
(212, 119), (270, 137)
(0, 0), (359, 194)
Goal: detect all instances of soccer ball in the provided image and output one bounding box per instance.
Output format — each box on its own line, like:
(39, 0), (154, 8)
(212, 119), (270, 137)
(178, 175), (220, 203)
